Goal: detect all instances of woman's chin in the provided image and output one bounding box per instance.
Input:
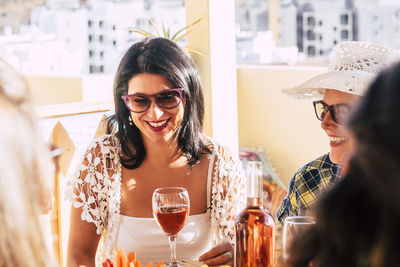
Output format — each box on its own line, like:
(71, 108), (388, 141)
(144, 133), (174, 145)
(330, 144), (355, 166)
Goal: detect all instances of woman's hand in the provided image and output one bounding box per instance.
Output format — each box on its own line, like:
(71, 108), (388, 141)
(198, 241), (233, 266)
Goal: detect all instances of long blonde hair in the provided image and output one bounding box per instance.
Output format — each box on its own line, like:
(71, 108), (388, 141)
(0, 58), (53, 267)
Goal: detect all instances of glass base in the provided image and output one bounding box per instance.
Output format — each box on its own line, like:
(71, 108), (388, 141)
(167, 262), (183, 267)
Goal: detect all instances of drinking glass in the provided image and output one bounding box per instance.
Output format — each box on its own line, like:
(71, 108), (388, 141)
(282, 216), (316, 261)
(152, 187), (190, 267)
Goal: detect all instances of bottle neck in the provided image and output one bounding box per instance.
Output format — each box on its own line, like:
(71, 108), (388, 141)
(246, 163), (263, 208)
(246, 196), (263, 208)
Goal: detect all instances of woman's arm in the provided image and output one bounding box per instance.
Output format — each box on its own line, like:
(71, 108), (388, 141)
(67, 205), (101, 267)
(65, 137), (113, 267)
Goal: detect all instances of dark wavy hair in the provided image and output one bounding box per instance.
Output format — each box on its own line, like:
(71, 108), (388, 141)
(287, 62), (400, 267)
(107, 37), (211, 169)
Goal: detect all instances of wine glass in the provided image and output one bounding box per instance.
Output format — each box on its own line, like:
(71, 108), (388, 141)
(152, 187), (190, 267)
(282, 216), (316, 262)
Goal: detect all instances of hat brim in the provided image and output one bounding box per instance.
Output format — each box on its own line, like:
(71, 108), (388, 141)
(282, 70), (375, 100)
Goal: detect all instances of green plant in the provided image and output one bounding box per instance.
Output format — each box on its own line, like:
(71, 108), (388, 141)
(127, 17), (203, 56)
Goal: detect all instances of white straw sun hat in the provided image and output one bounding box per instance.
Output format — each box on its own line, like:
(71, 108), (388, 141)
(282, 41), (400, 100)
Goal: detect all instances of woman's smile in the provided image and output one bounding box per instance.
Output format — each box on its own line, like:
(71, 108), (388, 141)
(328, 135), (349, 147)
(146, 119), (170, 132)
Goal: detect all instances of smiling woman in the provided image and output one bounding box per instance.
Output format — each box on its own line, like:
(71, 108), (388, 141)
(65, 38), (246, 267)
(276, 41), (399, 224)
(287, 62), (400, 267)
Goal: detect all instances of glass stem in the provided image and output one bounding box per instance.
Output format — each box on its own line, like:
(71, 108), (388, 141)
(169, 235), (178, 265)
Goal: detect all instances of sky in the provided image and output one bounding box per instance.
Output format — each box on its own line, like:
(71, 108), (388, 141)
(379, 0), (400, 6)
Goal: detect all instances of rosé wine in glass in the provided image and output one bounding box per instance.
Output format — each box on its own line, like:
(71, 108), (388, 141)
(155, 205), (189, 235)
(152, 187), (190, 267)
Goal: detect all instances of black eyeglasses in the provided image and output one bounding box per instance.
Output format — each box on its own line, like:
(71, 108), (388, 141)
(121, 88), (184, 113)
(313, 100), (351, 125)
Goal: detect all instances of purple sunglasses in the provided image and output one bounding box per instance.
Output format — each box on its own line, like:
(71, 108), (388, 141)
(121, 88), (184, 113)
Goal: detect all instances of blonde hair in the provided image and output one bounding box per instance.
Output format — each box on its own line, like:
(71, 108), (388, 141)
(0, 58), (53, 267)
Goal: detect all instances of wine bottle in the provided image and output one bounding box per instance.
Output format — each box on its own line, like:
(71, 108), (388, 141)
(235, 161), (275, 267)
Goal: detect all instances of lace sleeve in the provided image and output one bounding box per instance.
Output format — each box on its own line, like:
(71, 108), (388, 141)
(65, 136), (118, 235)
(210, 144), (246, 245)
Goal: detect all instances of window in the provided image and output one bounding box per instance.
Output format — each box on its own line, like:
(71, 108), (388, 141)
(88, 35), (92, 42)
(99, 35), (104, 42)
(99, 65), (104, 73)
(307, 16), (315, 26)
(89, 65), (95, 73)
(88, 20), (92, 27)
(99, 20), (104, 28)
(340, 14), (349, 25)
(113, 40), (117, 47)
(89, 50), (94, 58)
(307, 46), (316, 56)
(99, 51), (104, 58)
(306, 30), (316, 40)
(341, 30), (349, 40)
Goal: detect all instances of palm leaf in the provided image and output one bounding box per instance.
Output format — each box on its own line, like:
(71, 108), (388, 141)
(183, 46), (205, 57)
(126, 17), (205, 58)
(127, 26), (155, 37)
(174, 29), (194, 43)
(161, 22), (170, 39)
(149, 19), (160, 37)
(171, 17), (203, 41)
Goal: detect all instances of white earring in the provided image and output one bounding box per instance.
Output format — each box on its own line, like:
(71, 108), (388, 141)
(128, 115), (133, 126)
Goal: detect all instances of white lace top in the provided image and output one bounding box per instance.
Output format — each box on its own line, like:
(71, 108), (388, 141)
(117, 212), (212, 264)
(66, 134), (246, 266)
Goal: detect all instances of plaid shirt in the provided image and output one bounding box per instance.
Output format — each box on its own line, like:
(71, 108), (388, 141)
(276, 153), (341, 224)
